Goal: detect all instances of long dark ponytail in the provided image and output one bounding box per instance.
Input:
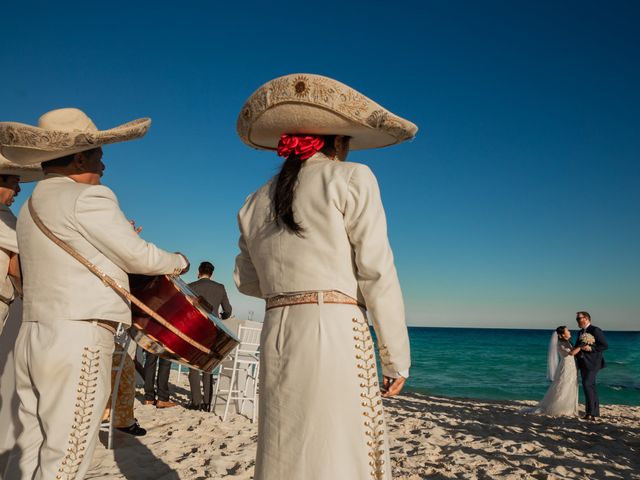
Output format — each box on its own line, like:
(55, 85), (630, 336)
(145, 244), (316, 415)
(273, 154), (305, 234)
(273, 135), (336, 234)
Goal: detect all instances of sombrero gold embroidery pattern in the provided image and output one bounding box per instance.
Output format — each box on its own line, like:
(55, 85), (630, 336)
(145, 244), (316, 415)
(0, 120), (149, 151)
(56, 347), (100, 480)
(238, 75), (412, 143)
(352, 316), (386, 480)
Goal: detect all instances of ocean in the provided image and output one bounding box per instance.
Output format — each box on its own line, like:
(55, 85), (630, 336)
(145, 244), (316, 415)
(400, 327), (640, 406)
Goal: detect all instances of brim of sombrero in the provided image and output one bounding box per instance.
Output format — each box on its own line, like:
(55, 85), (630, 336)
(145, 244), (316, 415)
(0, 153), (44, 182)
(0, 117), (151, 165)
(237, 74), (418, 151)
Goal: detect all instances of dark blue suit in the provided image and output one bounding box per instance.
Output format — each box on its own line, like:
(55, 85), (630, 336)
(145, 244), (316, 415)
(576, 324), (608, 416)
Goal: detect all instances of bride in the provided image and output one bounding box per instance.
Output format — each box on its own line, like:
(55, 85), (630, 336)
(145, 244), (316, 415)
(528, 326), (581, 416)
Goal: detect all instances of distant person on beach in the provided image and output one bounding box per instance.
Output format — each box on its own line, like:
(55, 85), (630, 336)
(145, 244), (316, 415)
(234, 74), (415, 480)
(143, 352), (177, 408)
(186, 261), (232, 411)
(102, 340), (146, 436)
(527, 326), (581, 416)
(576, 311), (608, 420)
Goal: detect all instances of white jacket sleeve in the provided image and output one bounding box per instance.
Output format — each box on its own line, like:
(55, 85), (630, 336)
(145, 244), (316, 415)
(344, 164), (411, 378)
(74, 185), (185, 275)
(234, 214), (263, 298)
(0, 207), (18, 254)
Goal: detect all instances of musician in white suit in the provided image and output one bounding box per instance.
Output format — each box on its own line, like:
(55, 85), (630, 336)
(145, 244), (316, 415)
(0, 157), (43, 472)
(234, 74), (416, 480)
(0, 169), (21, 332)
(0, 108), (189, 480)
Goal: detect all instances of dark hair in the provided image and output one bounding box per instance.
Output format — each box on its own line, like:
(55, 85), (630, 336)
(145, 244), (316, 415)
(273, 135), (336, 234)
(556, 326), (567, 338)
(41, 148), (99, 170)
(198, 261), (214, 277)
(576, 311), (591, 321)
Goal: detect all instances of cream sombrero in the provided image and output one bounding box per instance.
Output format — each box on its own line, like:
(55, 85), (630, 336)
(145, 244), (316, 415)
(0, 152), (44, 182)
(0, 108), (151, 165)
(237, 73), (418, 151)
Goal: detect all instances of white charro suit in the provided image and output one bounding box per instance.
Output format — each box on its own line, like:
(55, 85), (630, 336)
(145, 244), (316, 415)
(0, 203), (19, 469)
(234, 153), (410, 480)
(5, 175), (185, 480)
(0, 204), (18, 329)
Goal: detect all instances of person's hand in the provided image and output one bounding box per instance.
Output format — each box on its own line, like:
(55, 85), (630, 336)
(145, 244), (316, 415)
(381, 375), (406, 398)
(176, 252), (190, 275)
(129, 220), (142, 235)
(581, 345), (592, 352)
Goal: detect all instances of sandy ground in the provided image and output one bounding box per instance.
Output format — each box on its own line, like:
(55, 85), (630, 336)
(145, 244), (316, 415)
(87, 384), (640, 480)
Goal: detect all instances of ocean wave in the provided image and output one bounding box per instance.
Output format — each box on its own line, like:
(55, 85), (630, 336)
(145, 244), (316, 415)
(604, 383), (640, 391)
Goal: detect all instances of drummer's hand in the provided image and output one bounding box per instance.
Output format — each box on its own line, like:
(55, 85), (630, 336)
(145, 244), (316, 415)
(176, 253), (190, 275)
(129, 220), (142, 235)
(381, 375), (406, 398)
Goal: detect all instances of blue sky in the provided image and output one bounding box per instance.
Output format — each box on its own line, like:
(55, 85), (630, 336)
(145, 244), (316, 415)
(3, 1), (638, 330)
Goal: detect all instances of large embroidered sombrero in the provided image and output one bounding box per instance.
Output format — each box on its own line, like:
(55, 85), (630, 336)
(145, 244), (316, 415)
(237, 73), (418, 151)
(0, 108), (151, 165)
(0, 152), (44, 182)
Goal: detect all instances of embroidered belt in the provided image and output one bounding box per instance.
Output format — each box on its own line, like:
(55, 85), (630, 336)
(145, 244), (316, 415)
(266, 290), (365, 311)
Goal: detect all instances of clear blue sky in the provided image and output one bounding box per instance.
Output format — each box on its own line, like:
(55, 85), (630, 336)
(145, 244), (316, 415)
(3, 1), (639, 330)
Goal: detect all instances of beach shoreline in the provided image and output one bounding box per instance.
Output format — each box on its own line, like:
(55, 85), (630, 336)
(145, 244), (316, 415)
(87, 386), (640, 479)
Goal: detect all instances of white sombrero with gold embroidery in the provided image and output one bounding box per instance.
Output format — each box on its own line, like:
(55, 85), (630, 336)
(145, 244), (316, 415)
(237, 73), (418, 151)
(0, 152), (43, 182)
(0, 108), (151, 165)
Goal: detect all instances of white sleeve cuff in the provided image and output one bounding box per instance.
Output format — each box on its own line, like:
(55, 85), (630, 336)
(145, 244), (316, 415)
(397, 369), (409, 379)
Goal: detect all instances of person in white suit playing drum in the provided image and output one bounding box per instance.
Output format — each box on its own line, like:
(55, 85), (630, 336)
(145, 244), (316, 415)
(0, 108), (189, 480)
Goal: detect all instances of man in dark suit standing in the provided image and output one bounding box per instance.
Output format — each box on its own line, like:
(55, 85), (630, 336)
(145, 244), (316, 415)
(576, 311), (608, 421)
(187, 261), (232, 411)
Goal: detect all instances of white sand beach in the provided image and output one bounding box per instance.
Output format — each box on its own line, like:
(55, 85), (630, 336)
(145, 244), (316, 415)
(87, 380), (640, 480)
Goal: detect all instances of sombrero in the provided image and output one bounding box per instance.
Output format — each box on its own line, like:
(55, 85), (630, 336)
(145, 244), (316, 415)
(0, 108), (151, 165)
(0, 152), (44, 182)
(237, 73), (418, 151)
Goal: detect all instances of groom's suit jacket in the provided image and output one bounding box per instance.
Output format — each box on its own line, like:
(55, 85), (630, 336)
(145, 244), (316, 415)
(576, 324), (608, 372)
(17, 175), (185, 326)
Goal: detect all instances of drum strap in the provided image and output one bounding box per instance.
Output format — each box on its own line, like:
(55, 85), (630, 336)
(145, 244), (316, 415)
(28, 198), (213, 355)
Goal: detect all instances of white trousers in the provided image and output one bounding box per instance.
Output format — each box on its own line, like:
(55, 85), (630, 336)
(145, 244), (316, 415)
(256, 302), (391, 480)
(0, 300), (22, 473)
(3, 320), (114, 480)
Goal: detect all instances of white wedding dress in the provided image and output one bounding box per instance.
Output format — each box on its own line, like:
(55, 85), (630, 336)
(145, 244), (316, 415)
(529, 337), (579, 416)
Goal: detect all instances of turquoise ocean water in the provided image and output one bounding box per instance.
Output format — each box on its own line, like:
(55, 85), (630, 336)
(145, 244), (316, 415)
(398, 327), (640, 406)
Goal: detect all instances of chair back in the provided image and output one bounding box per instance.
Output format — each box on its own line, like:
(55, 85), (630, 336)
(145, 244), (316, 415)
(237, 326), (262, 354)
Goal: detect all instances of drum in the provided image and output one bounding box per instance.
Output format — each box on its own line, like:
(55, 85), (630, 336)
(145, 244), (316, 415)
(128, 274), (239, 372)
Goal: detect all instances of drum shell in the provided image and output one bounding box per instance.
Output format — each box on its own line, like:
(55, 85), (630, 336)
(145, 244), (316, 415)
(129, 275), (238, 372)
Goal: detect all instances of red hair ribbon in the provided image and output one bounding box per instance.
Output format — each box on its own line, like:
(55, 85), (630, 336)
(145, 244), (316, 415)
(276, 134), (325, 160)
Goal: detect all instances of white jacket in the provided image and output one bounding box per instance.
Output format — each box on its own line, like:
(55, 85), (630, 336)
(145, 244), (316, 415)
(0, 203), (18, 328)
(17, 175), (185, 325)
(0, 204), (18, 304)
(234, 153), (410, 377)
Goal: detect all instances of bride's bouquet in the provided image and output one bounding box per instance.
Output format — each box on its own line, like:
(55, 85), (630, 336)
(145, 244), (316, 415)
(579, 332), (596, 346)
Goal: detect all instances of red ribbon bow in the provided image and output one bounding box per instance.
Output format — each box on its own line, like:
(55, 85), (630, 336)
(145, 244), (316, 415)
(277, 134), (325, 160)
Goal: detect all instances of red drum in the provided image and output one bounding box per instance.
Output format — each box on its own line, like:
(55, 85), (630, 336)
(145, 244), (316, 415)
(128, 274), (239, 372)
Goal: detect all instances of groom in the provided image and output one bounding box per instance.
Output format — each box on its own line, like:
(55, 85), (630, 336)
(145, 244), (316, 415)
(576, 311), (608, 420)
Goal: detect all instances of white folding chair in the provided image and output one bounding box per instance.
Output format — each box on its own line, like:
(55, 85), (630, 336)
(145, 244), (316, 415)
(100, 324), (130, 449)
(213, 325), (262, 422)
